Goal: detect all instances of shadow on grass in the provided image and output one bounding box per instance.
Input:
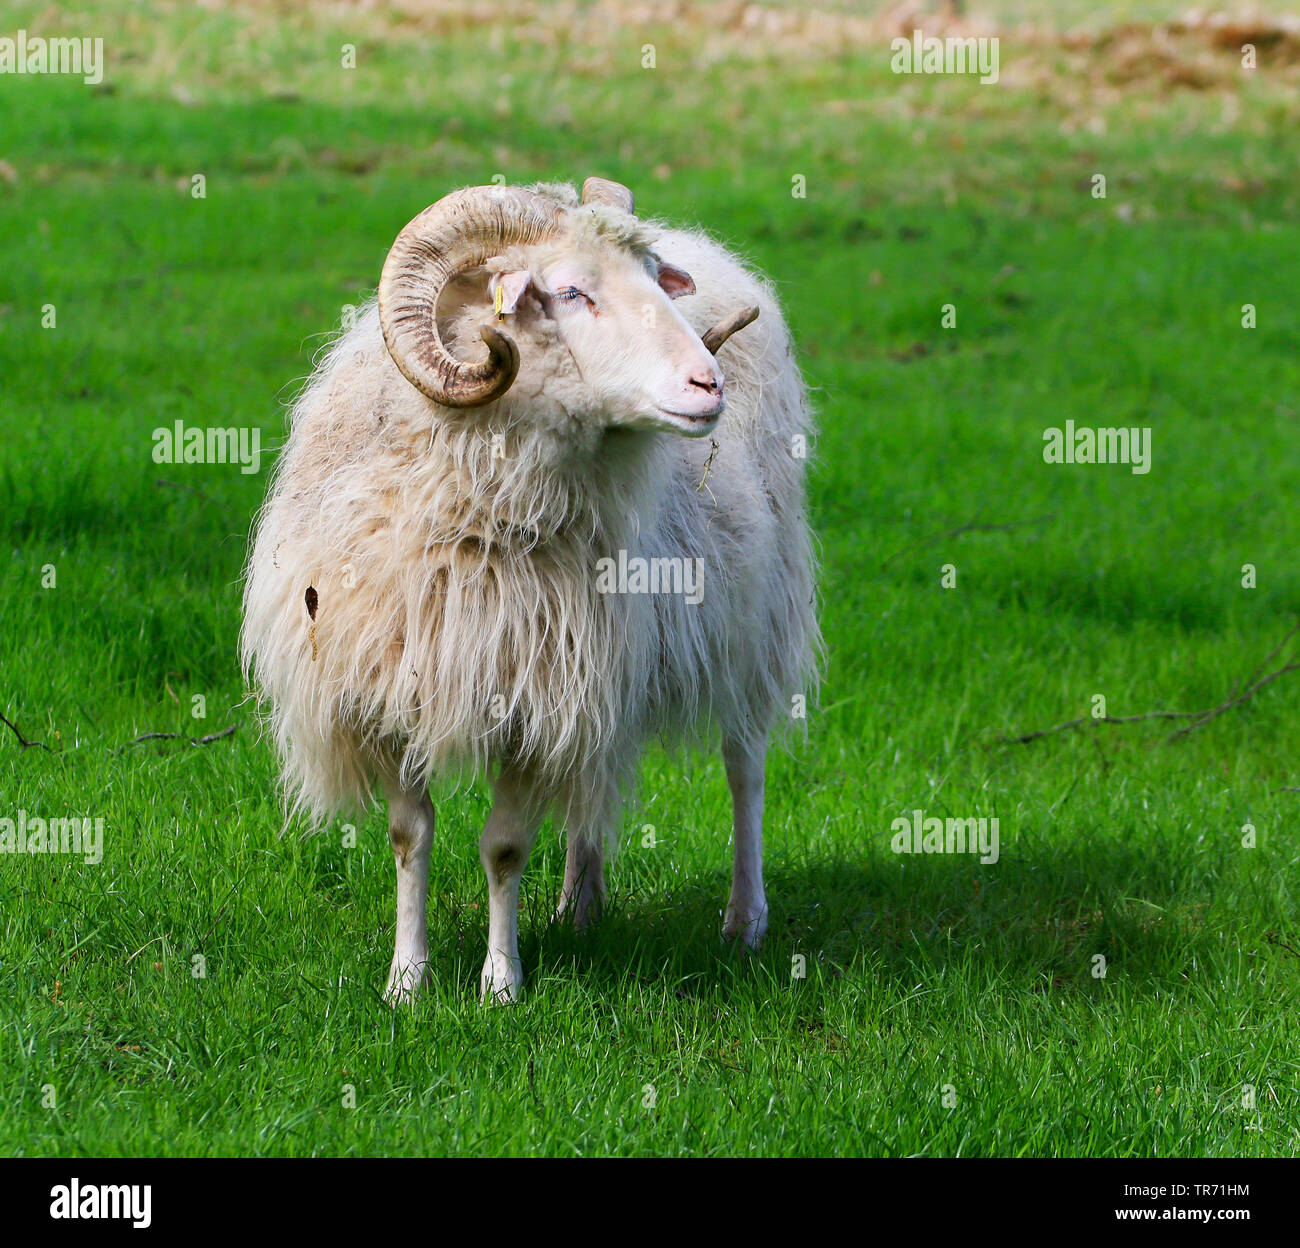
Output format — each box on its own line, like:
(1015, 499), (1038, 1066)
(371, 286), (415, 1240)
(502, 838), (1256, 1003)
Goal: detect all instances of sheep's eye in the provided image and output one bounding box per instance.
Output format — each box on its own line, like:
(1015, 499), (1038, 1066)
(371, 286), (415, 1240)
(556, 287), (590, 304)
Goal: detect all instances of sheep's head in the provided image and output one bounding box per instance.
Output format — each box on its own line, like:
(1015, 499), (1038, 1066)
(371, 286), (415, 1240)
(377, 179), (759, 438)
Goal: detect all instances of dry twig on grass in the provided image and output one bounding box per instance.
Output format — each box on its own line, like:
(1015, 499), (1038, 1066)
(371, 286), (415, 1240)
(118, 724), (238, 752)
(881, 513), (1055, 570)
(0, 712), (54, 752)
(999, 621), (1300, 747)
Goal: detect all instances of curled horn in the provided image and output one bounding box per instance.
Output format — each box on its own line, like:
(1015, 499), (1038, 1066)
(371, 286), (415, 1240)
(378, 185), (565, 408)
(702, 305), (760, 354)
(581, 176), (635, 214)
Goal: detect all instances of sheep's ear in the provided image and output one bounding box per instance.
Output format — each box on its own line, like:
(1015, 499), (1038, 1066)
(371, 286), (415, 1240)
(656, 263), (696, 299)
(488, 270), (533, 316)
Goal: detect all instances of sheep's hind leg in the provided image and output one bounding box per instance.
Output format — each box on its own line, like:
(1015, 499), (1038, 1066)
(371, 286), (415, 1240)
(721, 736), (769, 948)
(383, 780), (436, 1005)
(480, 771), (546, 1004)
(554, 781), (613, 930)
(555, 834), (605, 930)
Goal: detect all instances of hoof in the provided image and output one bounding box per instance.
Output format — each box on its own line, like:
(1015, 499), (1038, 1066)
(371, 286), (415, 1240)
(722, 906), (768, 949)
(480, 956), (523, 1005)
(552, 890), (602, 932)
(384, 953), (430, 1006)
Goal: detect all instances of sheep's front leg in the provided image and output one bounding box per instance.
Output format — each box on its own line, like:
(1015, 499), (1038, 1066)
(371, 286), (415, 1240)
(480, 772), (545, 1004)
(383, 781), (436, 1005)
(721, 737), (768, 947)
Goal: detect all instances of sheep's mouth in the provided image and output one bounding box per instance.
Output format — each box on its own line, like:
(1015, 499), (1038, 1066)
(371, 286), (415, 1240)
(654, 403), (724, 434)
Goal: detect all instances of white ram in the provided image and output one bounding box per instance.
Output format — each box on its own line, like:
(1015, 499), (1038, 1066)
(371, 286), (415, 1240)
(241, 177), (818, 1002)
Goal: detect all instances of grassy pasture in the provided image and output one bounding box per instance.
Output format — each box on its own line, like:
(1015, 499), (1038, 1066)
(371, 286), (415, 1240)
(1, 1), (1298, 1155)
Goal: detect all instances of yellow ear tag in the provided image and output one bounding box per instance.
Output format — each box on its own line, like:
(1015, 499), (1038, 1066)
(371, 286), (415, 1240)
(494, 282), (505, 321)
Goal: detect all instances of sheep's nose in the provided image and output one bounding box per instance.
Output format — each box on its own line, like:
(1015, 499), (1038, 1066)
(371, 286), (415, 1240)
(688, 370), (723, 394)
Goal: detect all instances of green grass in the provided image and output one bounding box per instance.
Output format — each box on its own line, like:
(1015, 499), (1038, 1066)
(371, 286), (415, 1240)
(2, 0), (1299, 1156)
